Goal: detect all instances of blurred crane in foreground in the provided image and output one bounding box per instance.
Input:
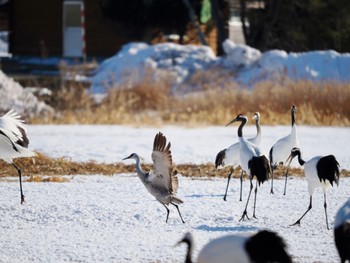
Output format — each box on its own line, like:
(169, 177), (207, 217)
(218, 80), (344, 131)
(178, 230), (292, 263)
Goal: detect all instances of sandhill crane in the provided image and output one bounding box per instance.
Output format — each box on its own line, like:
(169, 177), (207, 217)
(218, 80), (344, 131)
(215, 112), (262, 202)
(226, 114), (270, 221)
(123, 132), (185, 223)
(269, 105), (298, 195)
(0, 110), (36, 204)
(178, 230), (292, 263)
(285, 147), (339, 230)
(334, 198), (350, 263)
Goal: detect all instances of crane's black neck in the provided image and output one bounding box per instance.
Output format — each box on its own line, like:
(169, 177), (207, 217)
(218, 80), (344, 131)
(295, 151), (305, 166)
(183, 239), (193, 263)
(237, 117), (247, 138)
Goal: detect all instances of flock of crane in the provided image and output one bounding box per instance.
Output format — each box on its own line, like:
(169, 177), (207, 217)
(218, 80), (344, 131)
(0, 107), (349, 263)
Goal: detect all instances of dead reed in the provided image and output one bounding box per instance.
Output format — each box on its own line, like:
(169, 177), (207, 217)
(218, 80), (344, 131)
(0, 154), (349, 182)
(31, 74), (350, 126)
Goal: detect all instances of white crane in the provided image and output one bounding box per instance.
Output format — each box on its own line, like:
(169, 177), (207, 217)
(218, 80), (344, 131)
(285, 147), (339, 230)
(178, 230), (292, 263)
(269, 105), (298, 195)
(215, 112), (262, 202)
(334, 198), (350, 263)
(226, 114), (270, 221)
(0, 110), (36, 204)
(123, 132), (185, 223)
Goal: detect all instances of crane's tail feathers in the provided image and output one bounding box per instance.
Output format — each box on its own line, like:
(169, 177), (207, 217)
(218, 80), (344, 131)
(317, 155), (340, 186)
(16, 146), (37, 159)
(171, 196), (183, 204)
(248, 155), (271, 185)
(215, 149), (226, 169)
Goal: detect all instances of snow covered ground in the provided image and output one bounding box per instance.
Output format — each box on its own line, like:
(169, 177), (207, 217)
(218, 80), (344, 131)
(0, 125), (349, 262)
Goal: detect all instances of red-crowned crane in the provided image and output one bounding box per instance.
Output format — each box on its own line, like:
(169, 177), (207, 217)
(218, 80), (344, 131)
(215, 112), (262, 201)
(226, 114), (270, 221)
(123, 132), (185, 223)
(269, 105), (299, 195)
(334, 198), (350, 263)
(0, 110), (36, 204)
(178, 230), (292, 263)
(285, 147), (339, 230)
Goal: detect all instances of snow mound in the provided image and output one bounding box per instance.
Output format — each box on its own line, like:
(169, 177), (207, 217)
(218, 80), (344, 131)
(91, 40), (350, 94)
(91, 42), (216, 94)
(0, 70), (53, 117)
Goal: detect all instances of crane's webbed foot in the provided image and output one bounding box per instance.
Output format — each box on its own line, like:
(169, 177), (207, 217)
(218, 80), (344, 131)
(239, 210), (250, 222)
(21, 194), (25, 205)
(290, 219), (301, 227)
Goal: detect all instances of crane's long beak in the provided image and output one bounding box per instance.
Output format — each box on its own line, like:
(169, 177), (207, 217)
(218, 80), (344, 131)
(122, 154), (132, 160)
(285, 153), (295, 168)
(225, 117), (238, 127)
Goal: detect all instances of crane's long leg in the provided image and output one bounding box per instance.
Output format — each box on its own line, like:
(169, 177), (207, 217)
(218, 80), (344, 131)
(163, 204), (170, 223)
(323, 192), (329, 230)
(239, 179), (253, 222)
(171, 203), (185, 224)
(252, 181), (258, 219)
(291, 196), (312, 227)
(223, 167), (234, 201)
(283, 166), (290, 195)
(12, 163), (25, 204)
(239, 170), (244, 202)
(270, 166), (275, 194)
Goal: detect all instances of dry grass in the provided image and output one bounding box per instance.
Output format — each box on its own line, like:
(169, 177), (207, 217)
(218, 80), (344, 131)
(0, 153), (348, 182)
(30, 72), (350, 126)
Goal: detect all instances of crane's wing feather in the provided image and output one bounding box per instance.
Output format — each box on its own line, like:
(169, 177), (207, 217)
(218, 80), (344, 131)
(151, 132), (175, 193)
(0, 110), (29, 147)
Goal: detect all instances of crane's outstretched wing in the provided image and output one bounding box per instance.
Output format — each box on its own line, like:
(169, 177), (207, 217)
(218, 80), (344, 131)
(151, 132), (177, 193)
(0, 110), (29, 148)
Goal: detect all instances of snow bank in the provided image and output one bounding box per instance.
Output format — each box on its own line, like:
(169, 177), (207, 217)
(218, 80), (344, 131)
(0, 70), (53, 117)
(91, 40), (350, 94)
(91, 42), (216, 94)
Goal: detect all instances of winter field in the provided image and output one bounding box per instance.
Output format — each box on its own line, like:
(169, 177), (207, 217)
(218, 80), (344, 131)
(0, 125), (349, 262)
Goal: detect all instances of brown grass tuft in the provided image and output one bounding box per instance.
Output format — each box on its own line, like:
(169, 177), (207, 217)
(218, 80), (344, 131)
(0, 153), (348, 182)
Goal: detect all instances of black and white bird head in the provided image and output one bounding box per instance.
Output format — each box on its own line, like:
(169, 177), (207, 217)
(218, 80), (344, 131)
(252, 112), (260, 121)
(226, 113), (247, 127)
(285, 147), (301, 165)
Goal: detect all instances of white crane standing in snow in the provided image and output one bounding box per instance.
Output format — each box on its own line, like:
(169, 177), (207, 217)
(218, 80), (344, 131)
(0, 110), (36, 204)
(334, 198), (350, 263)
(285, 147), (339, 230)
(226, 114), (270, 221)
(123, 132), (185, 223)
(215, 112), (262, 202)
(178, 230), (292, 263)
(269, 105), (298, 195)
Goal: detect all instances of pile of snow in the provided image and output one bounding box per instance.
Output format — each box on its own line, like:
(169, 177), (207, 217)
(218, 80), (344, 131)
(91, 40), (350, 94)
(91, 42), (216, 94)
(0, 70), (53, 117)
